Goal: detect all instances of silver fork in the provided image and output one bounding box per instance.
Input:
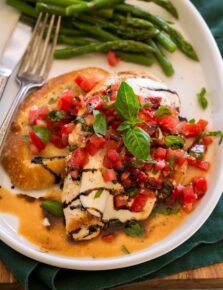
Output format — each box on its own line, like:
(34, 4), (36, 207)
(0, 13), (61, 155)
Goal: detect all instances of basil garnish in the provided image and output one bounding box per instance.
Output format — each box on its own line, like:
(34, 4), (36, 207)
(117, 119), (144, 131)
(115, 82), (139, 120)
(48, 110), (67, 122)
(189, 118), (196, 124)
(42, 200), (64, 217)
(153, 206), (180, 216)
(164, 135), (184, 149)
(124, 221), (144, 237)
(197, 87), (208, 109)
(93, 110), (107, 137)
(121, 245), (130, 255)
(33, 126), (51, 143)
(125, 187), (137, 197)
(155, 105), (173, 117)
(123, 127), (150, 159)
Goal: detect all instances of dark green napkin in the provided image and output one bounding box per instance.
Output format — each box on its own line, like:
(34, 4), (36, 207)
(1, 1), (223, 289)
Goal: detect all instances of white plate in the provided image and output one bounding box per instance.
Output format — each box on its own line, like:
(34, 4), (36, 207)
(0, 0), (223, 270)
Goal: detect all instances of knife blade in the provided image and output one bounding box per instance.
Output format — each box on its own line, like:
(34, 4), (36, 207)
(0, 21), (31, 100)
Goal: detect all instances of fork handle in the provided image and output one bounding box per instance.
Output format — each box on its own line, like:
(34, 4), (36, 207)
(0, 82), (34, 156)
(0, 74), (9, 101)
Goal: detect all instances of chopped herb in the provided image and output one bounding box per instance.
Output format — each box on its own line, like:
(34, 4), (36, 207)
(155, 105), (173, 117)
(124, 221), (144, 237)
(42, 200), (64, 217)
(164, 135), (185, 149)
(33, 126), (51, 143)
(153, 206), (180, 216)
(68, 145), (78, 152)
(128, 156), (156, 167)
(109, 219), (122, 227)
(94, 189), (103, 199)
(197, 87), (208, 109)
(121, 245), (130, 255)
(189, 118), (196, 124)
(140, 101), (152, 109)
(117, 119), (144, 131)
(22, 135), (29, 141)
(48, 110), (67, 122)
(125, 187), (137, 197)
(199, 131), (223, 145)
(93, 110), (107, 137)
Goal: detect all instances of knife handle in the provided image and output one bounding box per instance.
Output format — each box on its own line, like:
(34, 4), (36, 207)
(0, 74), (9, 101)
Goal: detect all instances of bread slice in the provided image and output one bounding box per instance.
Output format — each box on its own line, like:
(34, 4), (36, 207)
(1, 67), (109, 190)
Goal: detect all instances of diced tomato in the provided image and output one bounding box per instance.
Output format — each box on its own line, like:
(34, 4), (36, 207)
(86, 95), (104, 110)
(105, 139), (122, 151)
(172, 184), (184, 201)
(120, 171), (132, 187)
(107, 149), (120, 162)
(102, 233), (114, 243)
(107, 51), (120, 67)
(103, 149), (123, 170)
(86, 141), (98, 156)
(183, 184), (197, 204)
(102, 169), (117, 182)
(70, 170), (79, 179)
(61, 123), (75, 135)
(141, 189), (156, 198)
(58, 90), (77, 114)
(195, 160), (210, 171)
(146, 96), (162, 109)
(89, 134), (106, 149)
(75, 74), (98, 92)
(30, 143), (40, 155)
(147, 177), (163, 190)
(84, 114), (94, 126)
(187, 156), (197, 166)
(134, 169), (148, 183)
(158, 115), (179, 133)
(28, 106), (49, 125)
(29, 131), (46, 151)
(176, 156), (187, 166)
(155, 160), (166, 171)
(154, 147), (167, 160)
(130, 193), (149, 212)
(202, 136), (213, 146)
(166, 148), (184, 159)
(197, 119), (208, 132)
(36, 119), (47, 127)
(182, 119), (208, 137)
(68, 148), (89, 169)
(50, 134), (67, 148)
(193, 176), (207, 198)
(114, 194), (128, 209)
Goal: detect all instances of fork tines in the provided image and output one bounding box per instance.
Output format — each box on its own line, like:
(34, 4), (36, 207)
(18, 13), (61, 81)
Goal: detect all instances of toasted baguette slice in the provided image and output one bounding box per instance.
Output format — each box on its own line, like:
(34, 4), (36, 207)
(1, 68), (109, 190)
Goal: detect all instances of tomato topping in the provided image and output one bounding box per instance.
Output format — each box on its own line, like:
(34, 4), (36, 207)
(197, 119), (208, 131)
(51, 134), (67, 148)
(28, 106), (49, 125)
(155, 160), (166, 171)
(158, 115), (179, 133)
(172, 184), (184, 201)
(102, 233), (114, 242)
(130, 193), (149, 212)
(30, 143), (40, 155)
(166, 148), (184, 159)
(146, 96), (162, 109)
(58, 90), (77, 114)
(154, 147), (167, 160)
(61, 123), (75, 135)
(68, 148), (89, 169)
(134, 169), (148, 183)
(182, 119), (208, 137)
(103, 149), (123, 170)
(120, 171), (132, 187)
(89, 135), (106, 149)
(75, 74), (98, 92)
(176, 156), (187, 166)
(86, 141), (98, 156)
(107, 51), (120, 67)
(195, 160), (210, 171)
(102, 169), (117, 182)
(193, 176), (207, 198)
(202, 136), (213, 146)
(70, 170), (79, 179)
(114, 194), (129, 209)
(86, 95), (104, 110)
(29, 131), (46, 151)
(182, 185), (197, 209)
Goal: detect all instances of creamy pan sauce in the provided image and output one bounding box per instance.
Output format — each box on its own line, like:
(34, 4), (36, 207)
(0, 188), (187, 258)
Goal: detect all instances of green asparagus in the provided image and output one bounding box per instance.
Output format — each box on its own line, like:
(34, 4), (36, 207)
(58, 35), (92, 45)
(141, 0), (178, 18)
(36, 2), (66, 15)
(156, 31), (177, 52)
(54, 40), (156, 59)
(6, 0), (38, 18)
(113, 14), (154, 28)
(115, 51), (154, 66)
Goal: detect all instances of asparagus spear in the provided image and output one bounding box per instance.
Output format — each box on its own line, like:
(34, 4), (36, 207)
(113, 14), (154, 28)
(6, 0), (38, 18)
(54, 40), (156, 59)
(66, 0), (124, 15)
(156, 31), (177, 53)
(141, 0), (178, 19)
(36, 2), (66, 15)
(58, 35), (92, 45)
(115, 51), (154, 66)
(149, 40), (174, 76)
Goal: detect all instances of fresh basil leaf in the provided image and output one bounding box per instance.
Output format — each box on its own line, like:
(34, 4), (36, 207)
(121, 245), (130, 255)
(22, 135), (29, 141)
(33, 126), (51, 144)
(124, 221), (144, 237)
(48, 110), (67, 122)
(42, 200), (64, 217)
(128, 156), (156, 167)
(154, 206), (180, 216)
(125, 187), (137, 197)
(200, 131), (223, 145)
(94, 189), (103, 199)
(123, 127), (150, 159)
(117, 119), (144, 131)
(197, 87), (208, 109)
(93, 110), (107, 137)
(155, 105), (173, 117)
(68, 145), (78, 152)
(115, 82), (140, 120)
(164, 135), (185, 149)
(109, 219), (122, 227)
